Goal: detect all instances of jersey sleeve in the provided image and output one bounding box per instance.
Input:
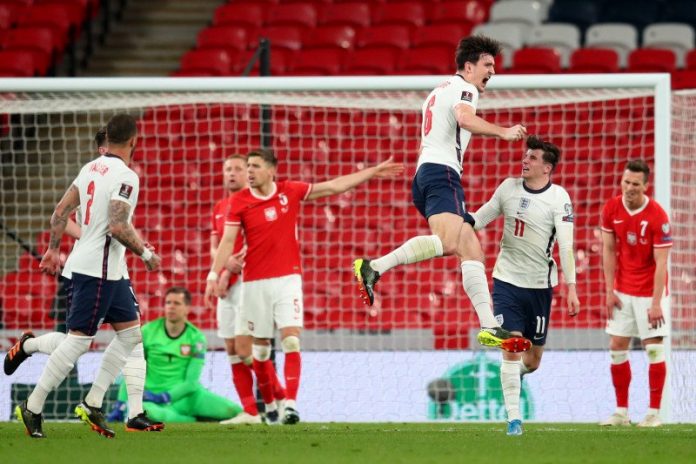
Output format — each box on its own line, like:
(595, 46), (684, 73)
(109, 169), (139, 207)
(600, 200), (614, 233)
(553, 188), (576, 284)
(452, 80), (479, 111)
(470, 178), (506, 230)
(287, 181), (312, 201)
(651, 206), (673, 248)
(225, 194), (242, 227)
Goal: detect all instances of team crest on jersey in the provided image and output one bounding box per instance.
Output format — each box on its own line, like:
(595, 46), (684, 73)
(562, 203), (575, 222)
(264, 207), (278, 221)
(519, 197), (530, 209)
(461, 91), (473, 102)
(627, 232), (637, 245)
(180, 344), (191, 356)
(118, 183), (133, 199)
(495, 314), (504, 326)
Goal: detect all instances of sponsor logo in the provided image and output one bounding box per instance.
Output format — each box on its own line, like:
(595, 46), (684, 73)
(460, 91), (473, 102)
(180, 344), (191, 356)
(627, 232), (637, 245)
(118, 183), (133, 199)
(533, 335), (544, 340)
(264, 207), (278, 221)
(613, 219), (623, 224)
(426, 352), (534, 421)
(519, 197), (530, 209)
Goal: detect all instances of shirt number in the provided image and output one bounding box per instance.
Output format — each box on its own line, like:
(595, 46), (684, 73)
(423, 95), (436, 136)
(514, 218), (526, 237)
(84, 180), (95, 225)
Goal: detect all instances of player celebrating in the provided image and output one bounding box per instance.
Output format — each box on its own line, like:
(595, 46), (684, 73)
(205, 149), (403, 424)
(470, 136), (580, 436)
(352, 35), (529, 352)
(599, 159), (671, 428)
(211, 155), (285, 425)
(15, 114), (161, 439)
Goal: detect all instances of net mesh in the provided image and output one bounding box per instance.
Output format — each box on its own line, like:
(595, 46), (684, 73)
(0, 82), (693, 422)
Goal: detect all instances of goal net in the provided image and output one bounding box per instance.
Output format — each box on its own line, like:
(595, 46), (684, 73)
(0, 75), (692, 423)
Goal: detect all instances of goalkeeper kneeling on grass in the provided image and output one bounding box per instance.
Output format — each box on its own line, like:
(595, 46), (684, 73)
(108, 286), (242, 423)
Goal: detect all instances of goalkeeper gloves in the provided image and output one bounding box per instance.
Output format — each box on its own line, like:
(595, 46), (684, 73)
(143, 390), (172, 404)
(106, 400), (127, 422)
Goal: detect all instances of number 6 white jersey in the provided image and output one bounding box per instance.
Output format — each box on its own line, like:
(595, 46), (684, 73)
(471, 178), (575, 289)
(63, 154), (140, 281)
(417, 75), (479, 175)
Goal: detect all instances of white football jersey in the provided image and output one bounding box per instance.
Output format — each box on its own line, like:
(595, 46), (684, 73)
(417, 75), (479, 174)
(471, 178), (575, 289)
(63, 154), (139, 280)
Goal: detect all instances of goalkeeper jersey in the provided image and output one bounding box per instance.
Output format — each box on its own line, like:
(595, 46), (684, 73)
(141, 317), (207, 393)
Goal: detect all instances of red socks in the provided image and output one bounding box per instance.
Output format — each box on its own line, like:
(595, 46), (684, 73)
(284, 352), (301, 400)
(648, 362), (667, 409)
(231, 362), (257, 415)
(610, 361), (631, 408)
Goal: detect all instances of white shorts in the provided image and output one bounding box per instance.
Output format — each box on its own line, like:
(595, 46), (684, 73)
(242, 274), (303, 339)
(216, 281), (251, 338)
(605, 290), (670, 340)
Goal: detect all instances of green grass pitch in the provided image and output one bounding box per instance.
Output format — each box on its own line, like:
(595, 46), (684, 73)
(1, 422), (695, 464)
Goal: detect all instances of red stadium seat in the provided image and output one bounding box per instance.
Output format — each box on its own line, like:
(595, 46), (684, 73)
(371, 2), (425, 31)
(0, 50), (35, 76)
(257, 26), (303, 51)
(356, 25), (410, 51)
(177, 49), (232, 76)
(398, 46), (452, 75)
(4, 27), (57, 75)
(17, 3), (82, 45)
(196, 26), (249, 52)
(627, 48), (677, 73)
(686, 49), (696, 70)
(672, 70), (696, 90)
(302, 25), (356, 51)
(428, 1), (489, 28)
(509, 47), (561, 74)
(412, 24), (470, 48)
(213, 3), (263, 29)
(568, 48), (620, 73)
(266, 3), (318, 28)
(320, 3), (371, 28)
(290, 49), (345, 75)
(343, 48), (399, 75)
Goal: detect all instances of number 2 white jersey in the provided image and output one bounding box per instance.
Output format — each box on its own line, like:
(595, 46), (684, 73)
(471, 178), (575, 289)
(62, 154), (140, 280)
(417, 75), (479, 175)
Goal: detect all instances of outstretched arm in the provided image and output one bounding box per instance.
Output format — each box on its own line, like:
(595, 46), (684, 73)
(39, 185), (80, 275)
(455, 104), (526, 142)
(306, 157), (404, 201)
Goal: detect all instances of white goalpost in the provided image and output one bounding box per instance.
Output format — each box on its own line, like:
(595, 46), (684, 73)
(0, 74), (692, 423)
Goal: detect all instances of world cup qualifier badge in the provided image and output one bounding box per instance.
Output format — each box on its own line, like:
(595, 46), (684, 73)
(119, 183), (133, 199)
(461, 91), (473, 102)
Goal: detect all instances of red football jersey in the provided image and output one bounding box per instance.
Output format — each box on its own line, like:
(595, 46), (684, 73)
(225, 181), (312, 282)
(211, 194), (245, 286)
(601, 195), (672, 297)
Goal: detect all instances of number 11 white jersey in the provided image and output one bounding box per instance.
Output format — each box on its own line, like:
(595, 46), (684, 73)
(417, 74), (479, 175)
(63, 154), (140, 280)
(471, 177), (575, 289)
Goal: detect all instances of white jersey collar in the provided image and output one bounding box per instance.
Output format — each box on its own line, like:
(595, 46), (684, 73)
(250, 182), (277, 200)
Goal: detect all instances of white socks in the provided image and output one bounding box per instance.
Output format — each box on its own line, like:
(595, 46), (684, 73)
(370, 235), (444, 274)
(460, 260), (498, 328)
(85, 326), (142, 408)
(23, 332), (67, 355)
(27, 333), (93, 413)
(122, 342), (146, 419)
(501, 360), (522, 421)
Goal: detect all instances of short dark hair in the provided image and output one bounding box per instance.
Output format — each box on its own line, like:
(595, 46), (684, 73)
(626, 159), (650, 183)
(165, 286), (192, 306)
(455, 35), (502, 70)
(527, 135), (561, 171)
(247, 149), (277, 167)
(94, 127), (106, 148)
(106, 113), (137, 145)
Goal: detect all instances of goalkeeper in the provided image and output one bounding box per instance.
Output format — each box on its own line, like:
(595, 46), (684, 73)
(109, 286), (242, 423)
